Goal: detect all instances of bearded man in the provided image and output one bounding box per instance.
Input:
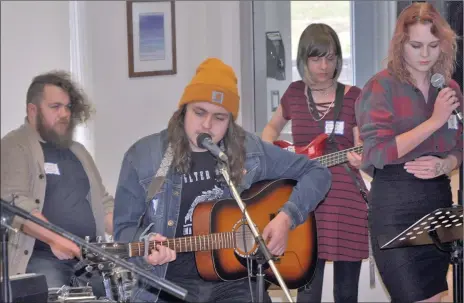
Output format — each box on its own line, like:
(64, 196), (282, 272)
(1, 71), (114, 295)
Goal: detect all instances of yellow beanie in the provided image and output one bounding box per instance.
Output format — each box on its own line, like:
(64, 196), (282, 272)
(178, 58), (240, 120)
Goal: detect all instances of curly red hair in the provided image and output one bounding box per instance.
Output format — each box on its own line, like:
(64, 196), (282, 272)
(387, 2), (457, 84)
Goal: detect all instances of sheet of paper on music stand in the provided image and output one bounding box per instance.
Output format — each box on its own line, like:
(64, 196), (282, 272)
(381, 206), (463, 250)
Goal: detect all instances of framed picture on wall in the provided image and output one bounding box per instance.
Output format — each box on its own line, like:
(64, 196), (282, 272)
(126, 0), (177, 77)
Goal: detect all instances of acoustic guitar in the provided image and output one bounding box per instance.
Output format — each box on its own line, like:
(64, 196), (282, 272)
(82, 134), (362, 289)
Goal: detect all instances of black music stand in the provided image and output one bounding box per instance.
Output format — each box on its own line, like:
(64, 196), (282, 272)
(381, 205), (463, 303)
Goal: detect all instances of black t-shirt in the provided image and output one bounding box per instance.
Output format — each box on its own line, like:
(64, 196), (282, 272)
(33, 142), (96, 254)
(164, 151), (224, 282)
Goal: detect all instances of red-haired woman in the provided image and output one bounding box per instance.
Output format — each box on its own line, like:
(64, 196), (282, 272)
(355, 3), (463, 302)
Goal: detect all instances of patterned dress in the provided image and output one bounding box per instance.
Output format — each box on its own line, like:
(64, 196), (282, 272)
(281, 80), (369, 261)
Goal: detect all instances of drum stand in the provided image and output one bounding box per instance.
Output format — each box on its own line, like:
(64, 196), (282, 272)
(0, 199), (187, 302)
(0, 198), (18, 303)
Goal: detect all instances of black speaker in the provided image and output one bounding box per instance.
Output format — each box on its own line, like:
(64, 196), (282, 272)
(1, 273), (48, 303)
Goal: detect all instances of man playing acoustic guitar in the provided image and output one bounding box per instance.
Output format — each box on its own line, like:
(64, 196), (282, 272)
(113, 58), (332, 302)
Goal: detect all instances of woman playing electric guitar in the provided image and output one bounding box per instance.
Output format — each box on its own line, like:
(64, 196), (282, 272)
(262, 23), (368, 303)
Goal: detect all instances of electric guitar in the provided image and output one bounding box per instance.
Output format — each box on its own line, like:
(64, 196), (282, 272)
(273, 133), (363, 167)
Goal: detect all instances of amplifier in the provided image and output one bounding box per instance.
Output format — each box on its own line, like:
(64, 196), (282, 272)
(0, 273), (48, 303)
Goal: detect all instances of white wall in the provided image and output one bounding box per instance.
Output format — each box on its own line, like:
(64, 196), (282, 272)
(0, 1), (71, 137)
(81, 1), (242, 195)
(0, 0), (241, 196)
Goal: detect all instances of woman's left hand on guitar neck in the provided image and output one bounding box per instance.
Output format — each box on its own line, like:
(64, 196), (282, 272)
(348, 128), (363, 169)
(261, 212), (292, 256)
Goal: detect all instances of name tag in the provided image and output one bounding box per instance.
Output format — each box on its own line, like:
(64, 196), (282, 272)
(448, 115), (458, 130)
(325, 121), (345, 135)
(44, 163), (60, 175)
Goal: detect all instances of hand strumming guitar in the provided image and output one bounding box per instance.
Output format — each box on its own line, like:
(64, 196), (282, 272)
(144, 233), (177, 266)
(262, 212), (292, 256)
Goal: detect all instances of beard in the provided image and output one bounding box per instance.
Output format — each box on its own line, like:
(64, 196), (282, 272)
(37, 110), (75, 149)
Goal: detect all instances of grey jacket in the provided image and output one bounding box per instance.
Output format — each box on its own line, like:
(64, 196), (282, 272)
(1, 120), (114, 275)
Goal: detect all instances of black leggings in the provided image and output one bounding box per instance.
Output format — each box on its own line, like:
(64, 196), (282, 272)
(296, 258), (362, 303)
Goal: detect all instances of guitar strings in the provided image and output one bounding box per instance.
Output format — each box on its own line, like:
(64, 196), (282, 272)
(128, 232), (256, 254)
(314, 146), (363, 166)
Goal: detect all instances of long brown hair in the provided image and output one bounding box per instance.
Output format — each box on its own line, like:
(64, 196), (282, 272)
(167, 106), (246, 186)
(387, 2), (457, 84)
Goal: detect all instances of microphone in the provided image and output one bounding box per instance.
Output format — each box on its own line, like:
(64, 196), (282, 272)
(196, 133), (228, 162)
(431, 73), (463, 122)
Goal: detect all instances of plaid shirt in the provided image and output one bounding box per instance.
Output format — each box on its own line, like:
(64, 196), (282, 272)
(355, 69), (463, 175)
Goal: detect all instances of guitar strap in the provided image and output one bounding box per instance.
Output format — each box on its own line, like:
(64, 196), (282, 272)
(307, 83), (375, 288)
(146, 144), (173, 204)
(136, 144), (174, 244)
(75, 148), (174, 272)
(306, 83), (368, 203)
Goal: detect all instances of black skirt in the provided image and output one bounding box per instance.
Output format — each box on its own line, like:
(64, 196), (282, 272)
(369, 164), (452, 302)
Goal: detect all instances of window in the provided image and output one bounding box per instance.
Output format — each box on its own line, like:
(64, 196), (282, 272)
(290, 1), (353, 85)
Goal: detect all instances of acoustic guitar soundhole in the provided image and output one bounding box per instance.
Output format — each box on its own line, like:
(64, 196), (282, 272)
(233, 222), (257, 257)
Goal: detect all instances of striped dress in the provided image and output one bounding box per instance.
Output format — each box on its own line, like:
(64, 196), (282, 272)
(281, 80), (369, 261)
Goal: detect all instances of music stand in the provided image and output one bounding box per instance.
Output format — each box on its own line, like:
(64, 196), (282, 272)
(381, 205), (463, 303)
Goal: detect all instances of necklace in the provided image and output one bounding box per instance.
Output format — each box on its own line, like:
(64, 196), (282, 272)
(306, 96), (336, 121)
(308, 81), (335, 97)
(305, 84), (337, 121)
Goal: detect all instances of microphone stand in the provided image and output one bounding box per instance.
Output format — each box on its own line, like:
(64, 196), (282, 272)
(0, 199), (188, 302)
(0, 211), (16, 303)
(217, 161), (294, 303)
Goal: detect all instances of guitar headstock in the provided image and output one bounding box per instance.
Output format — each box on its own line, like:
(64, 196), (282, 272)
(80, 236), (129, 272)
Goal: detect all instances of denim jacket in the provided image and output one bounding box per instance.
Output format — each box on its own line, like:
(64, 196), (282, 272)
(113, 129), (331, 302)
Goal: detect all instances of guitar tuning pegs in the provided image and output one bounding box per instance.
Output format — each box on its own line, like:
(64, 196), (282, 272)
(85, 265), (93, 272)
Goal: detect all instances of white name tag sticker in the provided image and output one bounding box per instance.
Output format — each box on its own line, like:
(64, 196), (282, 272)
(44, 163), (60, 175)
(448, 115), (458, 130)
(325, 121), (345, 135)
